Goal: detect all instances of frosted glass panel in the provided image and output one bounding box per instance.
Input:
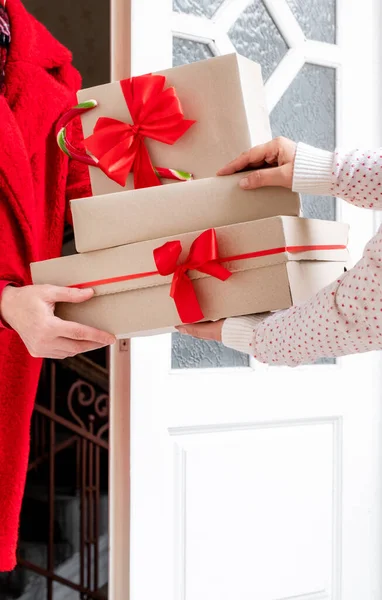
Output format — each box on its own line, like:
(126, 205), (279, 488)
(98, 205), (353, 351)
(172, 32), (249, 369)
(173, 37), (214, 67)
(271, 64), (336, 221)
(172, 333), (249, 369)
(171, 10), (337, 369)
(287, 0), (336, 44)
(271, 64), (336, 365)
(173, 0), (224, 19)
(229, 0), (288, 81)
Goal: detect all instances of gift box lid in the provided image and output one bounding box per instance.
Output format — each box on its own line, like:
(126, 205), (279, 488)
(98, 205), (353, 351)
(31, 217), (349, 298)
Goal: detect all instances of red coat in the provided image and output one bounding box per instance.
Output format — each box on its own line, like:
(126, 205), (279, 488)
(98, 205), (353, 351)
(0, 0), (90, 570)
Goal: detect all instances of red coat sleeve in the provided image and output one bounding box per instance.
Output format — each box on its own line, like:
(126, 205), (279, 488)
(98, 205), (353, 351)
(0, 191), (32, 329)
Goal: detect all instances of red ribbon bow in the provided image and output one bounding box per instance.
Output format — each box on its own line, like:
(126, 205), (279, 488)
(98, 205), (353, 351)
(153, 229), (232, 324)
(84, 74), (195, 189)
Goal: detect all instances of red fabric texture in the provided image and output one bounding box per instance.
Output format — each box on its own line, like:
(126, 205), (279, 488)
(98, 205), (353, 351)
(0, 0), (90, 570)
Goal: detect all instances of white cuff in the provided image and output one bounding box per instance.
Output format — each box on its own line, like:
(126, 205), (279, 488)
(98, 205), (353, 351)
(222, 314), (269, 354)
(292, 143), (334, 196)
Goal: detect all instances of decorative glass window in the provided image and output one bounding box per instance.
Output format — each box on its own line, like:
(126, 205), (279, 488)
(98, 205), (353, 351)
(172, 0), (337, 369)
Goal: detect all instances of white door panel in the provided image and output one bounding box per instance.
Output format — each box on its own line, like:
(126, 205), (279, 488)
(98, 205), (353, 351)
(175, 423), (334, 600)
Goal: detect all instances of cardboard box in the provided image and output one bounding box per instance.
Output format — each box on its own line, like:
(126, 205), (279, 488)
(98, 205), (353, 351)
(31, 217), (349, 338)
(75, 53), (272, 196)
(71, 174), (301, 253)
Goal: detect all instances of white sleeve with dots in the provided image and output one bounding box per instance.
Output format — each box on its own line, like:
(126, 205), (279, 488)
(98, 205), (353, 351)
(222, 143), (382, 365)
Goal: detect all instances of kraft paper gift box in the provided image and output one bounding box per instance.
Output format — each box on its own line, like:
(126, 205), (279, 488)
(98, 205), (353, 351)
(71, 174), (301, 253)
(58, 53), (272, 197)
(31, 217), (349, 339)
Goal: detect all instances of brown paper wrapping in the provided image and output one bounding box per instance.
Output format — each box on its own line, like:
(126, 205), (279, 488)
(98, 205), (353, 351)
(77, 53), (272, 196)
(71, 174), (300, 253)
(31, 217), (349, 338)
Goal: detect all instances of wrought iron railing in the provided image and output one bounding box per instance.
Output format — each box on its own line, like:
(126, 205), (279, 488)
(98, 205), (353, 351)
(1, 355), (110, 600)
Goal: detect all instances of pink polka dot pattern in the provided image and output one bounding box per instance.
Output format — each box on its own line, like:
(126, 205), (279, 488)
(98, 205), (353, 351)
(331, 148), (382, 210)
(252, 148), (382, 366)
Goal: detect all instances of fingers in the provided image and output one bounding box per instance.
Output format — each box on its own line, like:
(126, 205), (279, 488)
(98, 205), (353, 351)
(217, 140), (280, 176)
(26, 319), (115, 359)
(176, 320), (223, 342)
(239, 164), (292, 190)
(55, 338), (111, 358)
(54, 318), (116, 346)
(217, 150), (255, 176)
(32, 339), (110, 360)
(176, 324), (206, 339)
(42, 285), (94, 304)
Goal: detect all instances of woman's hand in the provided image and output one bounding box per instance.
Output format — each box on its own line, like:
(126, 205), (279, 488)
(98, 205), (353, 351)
(176, 139), (297, 344)
(176, 320), (224, 343)
(0, 284), (116, 359)
(218, 136), (297, 190)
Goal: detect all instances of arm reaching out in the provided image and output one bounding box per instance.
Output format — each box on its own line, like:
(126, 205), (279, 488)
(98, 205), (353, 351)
(178, 139), (382, 366)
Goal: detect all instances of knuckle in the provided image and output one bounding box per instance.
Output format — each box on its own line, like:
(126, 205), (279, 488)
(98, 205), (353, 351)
(62, 287), (75, 301)
(274, 136), (287, 148)
(249, 170), (263, 185)
(240, 150), (251, 163)
(41, 284), (55, 297)
(72, 327), (85, 341)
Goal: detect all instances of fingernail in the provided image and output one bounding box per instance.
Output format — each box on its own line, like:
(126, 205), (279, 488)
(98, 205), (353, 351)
(240, 177), (249, 189)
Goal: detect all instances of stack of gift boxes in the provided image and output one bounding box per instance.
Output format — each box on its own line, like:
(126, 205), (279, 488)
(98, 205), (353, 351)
(32, 54), (349, 338)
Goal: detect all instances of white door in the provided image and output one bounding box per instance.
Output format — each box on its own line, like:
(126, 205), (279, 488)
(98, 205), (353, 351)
(110, 1), (382, 599)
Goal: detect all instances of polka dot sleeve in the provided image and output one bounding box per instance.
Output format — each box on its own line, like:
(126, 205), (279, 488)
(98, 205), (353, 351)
(222, 144), (382, 365)
(331, 148), (382, 209)
(292, 143), (382, 209)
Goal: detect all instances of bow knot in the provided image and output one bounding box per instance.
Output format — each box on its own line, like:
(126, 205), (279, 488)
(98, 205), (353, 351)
(130, 123), (141, 136)
(84, 74), (195, 189)
(153, 229), (232, 323)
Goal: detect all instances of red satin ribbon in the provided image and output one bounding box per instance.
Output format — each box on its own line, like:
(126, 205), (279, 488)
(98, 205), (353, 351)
(84, 74), (195, 188)
(69, 229), (346, 324)
(153, 229), (232, 323)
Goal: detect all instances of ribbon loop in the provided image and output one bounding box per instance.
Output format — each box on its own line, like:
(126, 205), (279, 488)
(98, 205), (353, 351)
(153, 229), (232, 324)
(56, 75), (195, 188)
(153, 240), (182, 276)
(85, 74), (196, 189)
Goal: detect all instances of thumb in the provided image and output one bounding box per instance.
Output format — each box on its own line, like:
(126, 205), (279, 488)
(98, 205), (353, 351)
(44, 285), (95, 304)
(240, 164), (292, 190)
